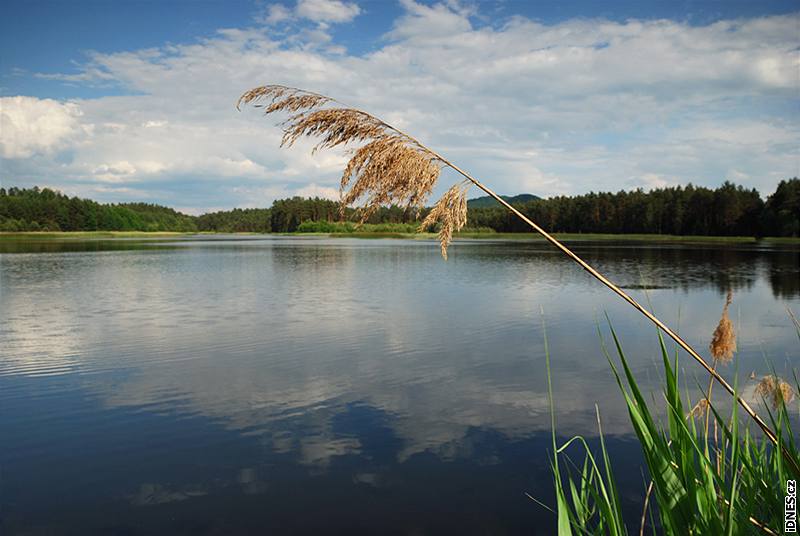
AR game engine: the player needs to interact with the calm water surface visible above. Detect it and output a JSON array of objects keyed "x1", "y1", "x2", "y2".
[{"x1": 1, "y1": 236, "x2": 798, "y2": 534}]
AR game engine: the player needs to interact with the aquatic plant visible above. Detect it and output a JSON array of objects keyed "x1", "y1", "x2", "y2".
[
  {"x1": 755, "y1": 375, "x2": 796, "y2": 409},
  {"x1": 238, "y1": 85, "x2": 792, "y2": 465},
  {"x1": 542, "y1": 312, "x2": 798, "y2": 535},
  {"x1": 700, "y1": 290, "x2": 737, "y2": 446},
  {"x1": 711, "y1": 290, "x2": 737, "y2": 362}
]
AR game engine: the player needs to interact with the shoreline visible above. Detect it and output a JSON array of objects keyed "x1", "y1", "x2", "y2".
[{"x1": 1, "y1": 230, "x2": 798, "y2": 244}]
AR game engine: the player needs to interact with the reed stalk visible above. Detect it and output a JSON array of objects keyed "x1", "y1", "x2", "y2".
[
  {"x1": 702, "y1": 289, "x2": 736, "y2": 472},
  {"x1": 238, "y1": 85, "x2": 796, "y2": 472}
]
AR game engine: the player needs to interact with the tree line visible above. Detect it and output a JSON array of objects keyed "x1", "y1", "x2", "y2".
[
  {"x1": 0, "y1": 187, "x2": 196, "y2": 232},
  {"x1": 469, "y1": 180, "x2": 798, "y2": 237},
  {"x1": 1, "y1": 179, "x2": 797, "y2": 236}
]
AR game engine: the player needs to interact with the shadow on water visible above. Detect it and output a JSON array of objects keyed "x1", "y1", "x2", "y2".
[
  {"x1": 0, "y1": 238, "x2": 179, "y2": 254},
  {"x1": 454, "y1": 238, "x2": 800, "y2": 297},
  {"x1": 0, "y1": 234, "x2": 270, "y2": 254}
]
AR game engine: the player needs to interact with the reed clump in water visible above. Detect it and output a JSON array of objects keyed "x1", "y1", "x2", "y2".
[{"x1": 546, "y1": 318, "x2": 798, "y2": 535}]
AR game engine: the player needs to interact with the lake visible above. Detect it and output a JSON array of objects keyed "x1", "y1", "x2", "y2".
[{"x1": 1, "y1": 236, "x2": 798, "y2": 534}]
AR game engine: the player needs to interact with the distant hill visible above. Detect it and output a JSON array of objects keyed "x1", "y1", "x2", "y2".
[{"x1": 467, "y1": 193, "x2": 540, "y2": 208}]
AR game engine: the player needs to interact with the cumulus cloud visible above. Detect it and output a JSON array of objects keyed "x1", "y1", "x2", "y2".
[
  {"x1": 388, "y1": 0, "x2": 472, "y2": 40},
  {"x1": 296, "y1": 183, "x2": 339, "y2": 199},
  {"x1": 296, "y1": 0, "x2": 360, "y2": 23},
  {"x1": 259, "y1": 0, "x2": 361, "y2": 26},
  {"x1": 3, "y1": 3, "x2": 798, "y2": 211},
  {"x1": 263, "y1": 3, "x2": 292, "y2": 24},
  {"x1": 257, "y1": 0, "x2": 362, "y2": 51},
  {"x1": 0, "y1": 96, "x2": 88, "y2": 159}
]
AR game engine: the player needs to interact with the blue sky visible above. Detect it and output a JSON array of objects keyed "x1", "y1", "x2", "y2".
[{"x1": 1, "y1": 0, "x2": 798, "y2": 213}]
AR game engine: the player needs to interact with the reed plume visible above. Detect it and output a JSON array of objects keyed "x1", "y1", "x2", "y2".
[
  {"x1": 238, "y1": 84, "x2": 792, "y2": 466},
  {"x1": 689, "y1": 397, "x2": 709, "y2": 419},
  {"x1": 418, "y1": 183, "x2": 468, "y2": 259},
  {"x1": 699, "y1": 290, "x2": 736, "y2": 443},
  {"x1": 709, "y1": 290, "x2": 736, "y2": 363},
  {"x1": 238, "y1": 86, "x2": 331, "y2": 115},
  {"x1": 238, "y1": 84, "x2": 450, "y2": 244},
  {"x1": 755, "y1": 375, "x2": 795, "y2": 409}
]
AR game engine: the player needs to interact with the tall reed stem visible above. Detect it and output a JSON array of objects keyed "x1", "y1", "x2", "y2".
[{"x1": 704, "y1": 360, "x2": 717, "y2": 438}]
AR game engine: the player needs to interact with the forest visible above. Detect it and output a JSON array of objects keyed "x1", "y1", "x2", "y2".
[{"x1": 1, "y1": 179, "x2": 798, "y2": 237}]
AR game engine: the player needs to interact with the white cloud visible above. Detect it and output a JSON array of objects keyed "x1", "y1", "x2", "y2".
[
  {"x1": 4, "y1": 5, "x2": 798, "y2": 211},
  {"x1": 388, "y1": 0, "x2": 472, "y2": 40},
  {"x1": 296, "y1": 183, "x2": 339, "y2": 199},
  {"x1": 296, "y1": 0, "x2": 361, "y2": 23},
  {"x1": 638, "y1": 173, "x2": 671, "y2": 190},
  {"x1": 727, "y1": 169, "x2": 750, "y2": 182},
  {"x1": 93, "y1": 160, "x2": 137, "y2": 182},
  {"x1": 264, "y1": 3, "x2": 292, "y2": 24},
  {"x1": 259, "y1": 0, "x2": 361, "y2": 27},
  {"x1": 0, "y1": 96, "x2": 88, "y2": 159},
  {"x1": 257, "y1": 0, "x2": 362, "y2": 50}
]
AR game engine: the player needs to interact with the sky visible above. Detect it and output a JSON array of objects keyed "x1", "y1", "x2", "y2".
[{"x1": 1, "y1": 0, "x2": 798, "y2": 214}]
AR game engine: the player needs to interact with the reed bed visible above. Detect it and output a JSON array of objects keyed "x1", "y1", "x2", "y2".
[{"x1": 541, "y1": 302, "x2": 798, "y2": 535}]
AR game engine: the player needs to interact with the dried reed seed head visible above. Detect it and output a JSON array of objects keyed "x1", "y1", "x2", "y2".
[
  {"x1": 418, "y1": 183, "x2": 469, "y2": 260},
  {"x1": 281, "y1": 108, "x2": 390, "y2": 151},
  {"x1": 239, "y1": 85, "x2": 447, "y2": 231},
  {"x1": 688, "y1": 397, "x2": 709, "y2": 419},
  {"x1": 709, "y1": 293, "x2": 736, "y2": 363},
  {"x1": 238, "y1": 85, "x2": 470, "y2": 255},
  {"x1": 755, "y1": 375, "x2": 795, "y2": 409},
  {"x1": 340, "y1": 136, "x2": 441, "y2": 219},
  {"x1": 275, "y1": 105, "x2": 441, "y2": 220},
  {"x1": 236, "y1": 85, "x2": 331, "y2": 114}
]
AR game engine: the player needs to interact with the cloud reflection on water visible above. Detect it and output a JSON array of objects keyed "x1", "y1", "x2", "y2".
[{"x1": 2, "y1": 238, "x2": 797, "y2": 469}]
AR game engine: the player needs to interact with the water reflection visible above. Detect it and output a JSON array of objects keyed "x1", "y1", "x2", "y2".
[
  {"x1": 458, "y1": 239, "x2": 800, "y2": 296},
  {"x1": 1, "y1": 236, "x2": 798, "y2": 534},
  {"x1": 768, "y1": 250, "x2": 800, "y2": 298}
]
